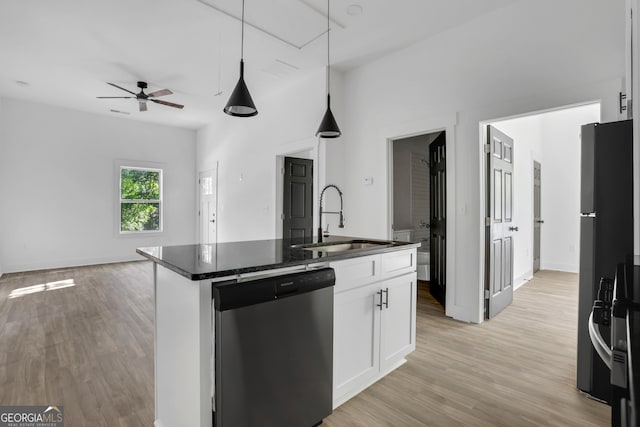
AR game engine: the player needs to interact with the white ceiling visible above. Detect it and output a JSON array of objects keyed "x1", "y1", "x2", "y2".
[{"x1": 0, "y1": 0, "x2": 518, "y2": 129}]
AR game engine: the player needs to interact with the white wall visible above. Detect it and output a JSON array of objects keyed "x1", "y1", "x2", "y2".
[
  {"x1": 339, "y1": 0, "x2": 625, "y2": 322},
  {"x1": 0, "y1": 98, "x2": 197, "y2": 273},
  {"x1": 197, "y1": 67, "x2": 346, "y2": 243},
  {"x1": 196, "y1": 0, "x2": 626, "y2": 323},
  {"x1": 491, "y1": 103, "x2": 601, "y2": 288},
  {"x1": 539, "y1": 105, "x2": 601, "y2": 272},
  {"x1": 393, "y1": 135, "x2": 428, "y2": 230}
]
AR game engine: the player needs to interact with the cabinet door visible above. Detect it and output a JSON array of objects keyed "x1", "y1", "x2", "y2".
[
  {"x1": 379, "y1": 273, "x2": 417, "y2": 373},
  {"x1": 333, "y1": 283, "x2": 381, "y2": 406}
]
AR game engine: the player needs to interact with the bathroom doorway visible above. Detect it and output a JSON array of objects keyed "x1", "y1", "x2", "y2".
[{"x1": 390, "y1": 131, "x2": 447, "y2": 305}]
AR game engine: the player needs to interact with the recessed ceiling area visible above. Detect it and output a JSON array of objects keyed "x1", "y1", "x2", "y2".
[
  {"x1": 198, "y1": 0, "x2": 344, "y2": 49},
  {"x1": 0, "y1": 0, "x2": 518, "y2": 129}
]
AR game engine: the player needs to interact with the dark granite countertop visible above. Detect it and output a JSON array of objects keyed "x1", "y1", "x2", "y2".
[{"x1": 136, "y1": 236, "x2": 419, "y2": 281}]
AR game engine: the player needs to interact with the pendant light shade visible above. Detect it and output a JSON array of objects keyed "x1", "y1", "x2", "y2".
[
  {"x1": 316, "y1": 0, "x2": 341, "y2": 138},
  {"x1": 317, "y1": 94, "x2": 341, "y2": 138},
  {"x1": 224, "y1": 60, "x2": 257, "y2": 116},
  {"x1": 224, "y1": 0, "x2": 257, "y2": 117}
]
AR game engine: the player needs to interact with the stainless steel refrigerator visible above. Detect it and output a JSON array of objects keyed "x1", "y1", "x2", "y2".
[{"x1": 577, "y1": 119, "x2": 634, "y2": 403}]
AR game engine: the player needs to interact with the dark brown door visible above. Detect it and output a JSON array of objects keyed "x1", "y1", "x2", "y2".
[
  {"x1": 283, "y1": 157, "x2": 313, "y2": 240},
  {"x1": 429, "y1": 132, "x2": 446, "y2": 305}
]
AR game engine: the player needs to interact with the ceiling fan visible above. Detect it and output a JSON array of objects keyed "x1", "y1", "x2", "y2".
[{"x1": 97, "y1": 81, "x2": 184, "y2": 112}]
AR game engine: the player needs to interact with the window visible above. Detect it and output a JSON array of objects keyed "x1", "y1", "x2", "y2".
[{"x1": 119, "y1": 166, "x2": 163, "y2": 233}]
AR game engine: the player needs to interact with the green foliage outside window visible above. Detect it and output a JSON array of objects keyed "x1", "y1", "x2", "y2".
[{"x1": 120, "y1": 168, "x2": 161, "y2": 232}]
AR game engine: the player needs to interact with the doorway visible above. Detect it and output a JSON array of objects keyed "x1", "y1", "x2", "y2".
[
  {"x1": 282, "y1": 157, "x2": 314, "y2": 240},
  {"x1": 480, "y1": 102, "x2": 601, "y2": 319},
  {"x1": 275, "y1": 141, "x2": 318, "y2": 240},
  {"x1": 198, "y1": 167, "x2": 218, "y2": 244},
  {"x1": 390, "y1": 131, "x2": 446, "y2": 306}
]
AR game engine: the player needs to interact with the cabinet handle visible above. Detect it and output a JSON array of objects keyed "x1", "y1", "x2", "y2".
[
  {"x1": 383, "y1": 288, "x2": 389, "y2": 309},
  {"x1": 376, "y1": 290, "x2": 383, "y2": 311}
]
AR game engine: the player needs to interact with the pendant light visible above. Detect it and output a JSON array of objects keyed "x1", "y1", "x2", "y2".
[
  {"x1": 224, "y1": 0, "x2": 258, "y2": 117},
  {"x1": 316, "y1": 0, "x2": 341, "y2": 138}
]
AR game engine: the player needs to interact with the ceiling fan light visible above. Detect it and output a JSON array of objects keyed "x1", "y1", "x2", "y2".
[{"x1": 224, "y1": 60, "x2": 257, "y2": 117}]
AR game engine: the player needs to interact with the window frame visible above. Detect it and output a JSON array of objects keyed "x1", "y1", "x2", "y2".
[{"x1": 117, "y1": 163, "x2": 164, "y2": 236}]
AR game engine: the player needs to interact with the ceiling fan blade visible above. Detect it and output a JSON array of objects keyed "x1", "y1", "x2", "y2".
[
  {"x1": 139, "y1": 101, "x2": 148, "y2": 112},
  {"x1": 148, "y1": 89, "x2": 173, "y2": 98},
  {"x1": 97, "y1": 96, "x2": 135, "y2": 99},
  {"x1": 107, "y1": 82, "x2": 136, "y2": 95},
  {"x1": 151, "y1": 99, "x2": 184, "y2": 109}
]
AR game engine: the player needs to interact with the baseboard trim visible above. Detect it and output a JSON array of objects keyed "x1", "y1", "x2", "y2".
[
  {"x1": 3, "y1": 254, "x2": 146, "y2": 275},
  {"x1": 514, "y1": 271, "x2": 533, "y2": 290},
  {"x1": 540, "y1": 263, "x2": 579, "y2": 273}
]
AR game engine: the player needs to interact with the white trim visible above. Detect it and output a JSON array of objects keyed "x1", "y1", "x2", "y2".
[
  {"x1": 115, "y1": 160, "x2": 165, "y2": 236},
  {"x1": 273, "y1": 138, "x2": 319, "y2": 239},
  {"x1": 382, "y1": 112, "x2": 459, "y2": 320},
  {"x1": 540, "y1": 263, "x2": 579, "y2": 273},
  {"x1": 2, "y1": 254, "x2": 147, "y2": 275},
  {"x1": 514, "y1": 272, "x2": 532, "y2": 290}
]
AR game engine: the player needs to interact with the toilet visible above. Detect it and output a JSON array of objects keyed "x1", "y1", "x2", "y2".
[{"x1": 417, "y1": 246, "x2": 430, "y2": 281}]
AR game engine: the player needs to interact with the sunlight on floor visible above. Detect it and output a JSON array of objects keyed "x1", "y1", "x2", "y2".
[{"x1": 8, "y1": 279, "x2": 76, "y2": 299}]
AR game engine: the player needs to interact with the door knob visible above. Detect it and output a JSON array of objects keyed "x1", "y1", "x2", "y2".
[
  {"x1": 509, "y1": 226, "x2": 519, "y2": 231},
  {"x1": 210, "y1": 219, "x2": 215, "y2": 223}
]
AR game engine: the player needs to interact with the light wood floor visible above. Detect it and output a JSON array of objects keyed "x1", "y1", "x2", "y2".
[{"x1": 0, "y1": 264, "x2": 609, "y2": 426}]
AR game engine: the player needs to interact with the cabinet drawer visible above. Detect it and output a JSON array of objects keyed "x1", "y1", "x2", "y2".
[
  {"x1": 381, "y1": 249, "x2": 416, "y2": 279},
  {"x1": 330, "y1": 255, "x2": 381, "y2": 293}
]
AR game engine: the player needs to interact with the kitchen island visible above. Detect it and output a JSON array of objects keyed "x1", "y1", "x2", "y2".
[{"x1": 137, "y1": 236, "x2": 419, "y2": 427}]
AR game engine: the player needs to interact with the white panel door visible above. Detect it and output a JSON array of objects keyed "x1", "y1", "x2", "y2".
[
  {"x1": 486, "y1": 125, "x2": 515, "y2": 318},
  {"x1": 199, "y1": 168, "x2": 217, "y2": 244}
]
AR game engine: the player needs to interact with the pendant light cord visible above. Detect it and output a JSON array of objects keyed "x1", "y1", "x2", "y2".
[
  {"x1": 241, "y1": 0, "x2": 245, "y2": 60},
  {"x1": 326, "y1": 0, "x2": 330, "y2": 96}
]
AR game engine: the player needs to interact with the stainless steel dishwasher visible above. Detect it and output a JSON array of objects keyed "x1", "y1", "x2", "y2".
[{"x1": 212, "y1": 268, "x2": 335, "y2": 427}]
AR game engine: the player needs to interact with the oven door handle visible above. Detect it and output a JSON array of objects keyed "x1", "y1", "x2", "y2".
[{"x1": 588, "y1": 311, "x2": 612, "y2": 369}]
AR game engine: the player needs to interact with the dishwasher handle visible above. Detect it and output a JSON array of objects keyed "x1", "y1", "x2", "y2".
[{"x1": 213, "y1": 267, "x2": 335, "y2": 312}]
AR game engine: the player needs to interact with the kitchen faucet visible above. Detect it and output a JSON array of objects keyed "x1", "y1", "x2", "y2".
[{"x1": 318, "y1": 184, "x2": 344, "y2": 241}]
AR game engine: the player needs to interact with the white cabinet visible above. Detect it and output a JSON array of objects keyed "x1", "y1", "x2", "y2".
[
  {"x1": 380, "y1": 274, "x2": 417, "y2": 373},
  {"x1": 330, "y1": 249, "x2": 417, "y2": 408},
  {"x1": 333, "y1": 282, "x2": 381, "y2": 402}
]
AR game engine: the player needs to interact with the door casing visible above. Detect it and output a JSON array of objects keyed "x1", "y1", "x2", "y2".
[
  {"x1": 384, "y1": 112, "x2": 457, "y2": 319},
  {"x1": 533, "y1": 160, "x2": 542, "y2": 273}
]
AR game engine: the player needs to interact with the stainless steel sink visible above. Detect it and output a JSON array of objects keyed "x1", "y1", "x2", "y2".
[{"x1": 296, "y1": 240, "x2": 392, "y2": 253}]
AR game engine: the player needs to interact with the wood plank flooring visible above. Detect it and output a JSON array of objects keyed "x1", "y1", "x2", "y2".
[
  {"x1": 325, "y1": 271, "x2": 610, "y2": 427},
  {"x1": 0, "y1": 264, "x2": 609, "y2": 426}
]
